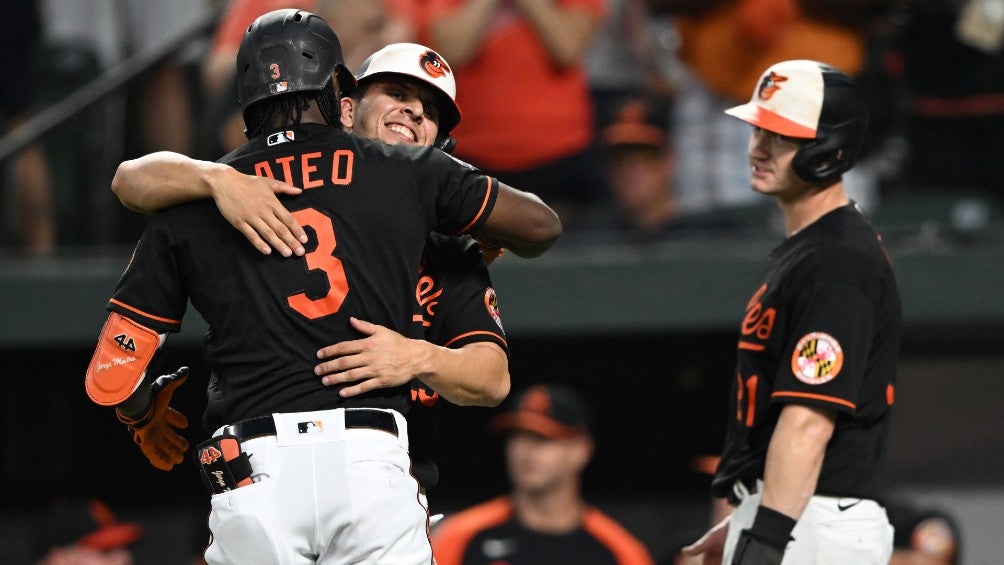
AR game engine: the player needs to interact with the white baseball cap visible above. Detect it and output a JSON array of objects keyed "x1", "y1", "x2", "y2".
[
  {"x1": 725, "y1": 59, "x2": 830, "y2": 139},
  {"x1": 355, "y1": 43, "x2": 461, "y2": 135}
]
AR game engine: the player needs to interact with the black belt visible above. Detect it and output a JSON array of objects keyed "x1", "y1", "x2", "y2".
[{"x1": 222, "y1": 409, "x2": 399, "y2": 440}]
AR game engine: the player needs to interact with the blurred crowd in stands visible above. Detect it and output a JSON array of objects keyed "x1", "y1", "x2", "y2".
[
  {"x1": 0, "y1": 4, "x2": 979, "y2": 563},
  {"x1": 2, "y1": 0, "x2": 1003, "y2": 256}
]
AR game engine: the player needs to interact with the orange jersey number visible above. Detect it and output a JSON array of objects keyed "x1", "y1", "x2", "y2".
[
  {"x1": 736, "y1": 373, "x2": 759, "y2": 428},
  {"x1": 286, "y1": 208, "x2": 349, "y2": 319}
]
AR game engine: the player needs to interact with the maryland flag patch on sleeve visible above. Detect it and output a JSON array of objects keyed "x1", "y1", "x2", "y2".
[{"x1": 791, "y1": 332, "x2": 844, "y2": 385}]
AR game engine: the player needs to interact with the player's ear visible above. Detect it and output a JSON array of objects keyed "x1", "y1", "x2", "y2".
[
  {"x1": 340, "y1": 97, "x2": 355, "y2": 130},
  {"x1": 569, "y1": 434, "x2": 593, "y2": 471}
]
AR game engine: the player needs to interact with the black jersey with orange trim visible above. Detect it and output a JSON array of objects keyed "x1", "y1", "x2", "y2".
[
  {"x1": 713, "y1": 204, "x2": 901, "y2": 502},
  {"x1": 431, "y1": 497, "x2": 654, "y2": 565},
  {"x1": 408, "y1": 233, "x2": 509, "y2": 489},
  {"x1": 107, "y1": 124, "x2": 499, "y2": 431}
]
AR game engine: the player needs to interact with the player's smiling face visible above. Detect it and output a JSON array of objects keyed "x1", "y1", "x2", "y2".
[
  {"x1": 747, "y1": 126, "x2": 813, "y2": 198},
  {"x1": 343, "y1": 77, "x2": 441, "y2": 147}
]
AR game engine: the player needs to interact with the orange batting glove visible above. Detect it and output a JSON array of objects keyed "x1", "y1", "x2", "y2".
[{"x1": 115, "y1": 366, "x2": 190, "y2": 471}]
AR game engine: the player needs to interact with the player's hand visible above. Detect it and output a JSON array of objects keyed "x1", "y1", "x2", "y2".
[
  {"x1": 681, "y1": 515, "x2": 730, "y2": 565},
  {"x1": 115, "y1": 367, "x2": 190, "y2": 471},
  {"x1": 212, "y1": 169, "x2": 307, "y2": 257},
  {"x1": 315, "y1": 317, "x2": 425, "y2": 397}
]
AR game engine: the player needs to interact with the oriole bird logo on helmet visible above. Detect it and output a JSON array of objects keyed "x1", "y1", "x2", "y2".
[
  {"x1": 419, "y1": 50, "x2": 450, "y2": 79},
  {"x1": 758, "y1": 71, "x2": 787, "y2": 101}
]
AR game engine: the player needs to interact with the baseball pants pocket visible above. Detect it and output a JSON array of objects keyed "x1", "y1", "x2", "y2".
[
  {"x1": 793, "y1": 498, "x2": 894, "y2": 565},
  {"x1": 204, "y1": 437, "x2": 300, "y2": 565},
  {"x1": 315, "y1": 438, "x2": 431, "y2": 565},
  {"x1": 205, "y1": 481, "x2": 287, "y2": 565}
]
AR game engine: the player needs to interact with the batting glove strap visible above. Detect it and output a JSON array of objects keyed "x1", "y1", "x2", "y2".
[
  {"x1": 116, "y1": 402, "x2": 155, "y2": 430},
  {"x1": 115, "y1": 367, "x2": 189, "y2": 429},
  {"x1": 114, "y1": 366, "x2": 191, "y2": 471},
  {"x1": 747, "y1": 506, "x2": 796, "y2": 550},
  {"x1": 731, "y1": 530, "x2": 786, "y2": 565},
  {"x1": 732, "y1": 506, "x2": 796, "y2": 564}
]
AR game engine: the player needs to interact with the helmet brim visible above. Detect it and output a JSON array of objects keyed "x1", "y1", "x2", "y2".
[{"x1": 725, "y1": 103, "x2": 816, "y2": 139}]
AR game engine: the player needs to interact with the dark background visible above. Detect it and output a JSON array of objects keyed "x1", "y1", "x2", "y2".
[
  {"x1": 2, "y1": 330, "x2": 736, "y2": 509},
  {"x1": 2, "y1": 234, "x2": 1002, "y2": 563}
]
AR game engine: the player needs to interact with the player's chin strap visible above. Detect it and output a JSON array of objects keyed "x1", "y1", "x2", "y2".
[{"x1": 436, "y1": 136, "x2": 456, "y2": 154}]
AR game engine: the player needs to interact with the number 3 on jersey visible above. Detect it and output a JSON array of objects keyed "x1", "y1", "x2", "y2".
[{"x1": 286, "y1": 208, "x2": 349, "y2": 319}]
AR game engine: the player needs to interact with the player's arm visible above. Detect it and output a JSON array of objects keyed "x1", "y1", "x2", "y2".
[
  {"x1": 85, "y1": 312, "x2": 190, "y2": 471},
  {"x1": 476, "y1": 181, "x2": 562, "y2": 259},
  {"x1": 761, "y1": 403, "x2": 835, "y2": 515},
  {"x1": 427, "y1": 0, "x2": 501, "y2": 67},
  {"x1": 111, "y1": 151, "x2": 307, "y2": 256},
  {"x1": 514, "y1": 0, "x2": 603, "y2": 67},
  {"x1": 734, "y1": 404, "x2": 836, "y2": 564},
  {"x1": 315, "y1": 317, "x2": 510, "y2": 407}
]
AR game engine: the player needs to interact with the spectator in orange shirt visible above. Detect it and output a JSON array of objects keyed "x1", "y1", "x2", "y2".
[{"x1": 425, "y1": 0, "x2": 608, "y2": 223}]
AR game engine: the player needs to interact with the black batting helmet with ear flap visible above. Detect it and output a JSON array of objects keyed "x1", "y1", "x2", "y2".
[
  {"x1": 725, "y1": 60, "x2": 868, "y2": 186},
  {"x1": 236, "y1": 9, "x2": 356, "y2": 127}
]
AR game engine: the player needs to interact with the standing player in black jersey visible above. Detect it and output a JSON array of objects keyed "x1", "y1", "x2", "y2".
[
  {"x1": 84, "y1": 10, "x2": 559, "y2": 564},
  {"x1": 111, "y1": 41, "x2": 512, "y2": 498},
  {"x1": 682, "y1": 60, "x2": 901, "y2": 565}
]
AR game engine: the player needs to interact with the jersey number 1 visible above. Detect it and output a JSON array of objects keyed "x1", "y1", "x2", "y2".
[
  {"x1": 286, "y1": 208, "x2": 349, "y2": 319},
  {"x1": 736, "y1": 373, "x2": 758, "y2": 427}
]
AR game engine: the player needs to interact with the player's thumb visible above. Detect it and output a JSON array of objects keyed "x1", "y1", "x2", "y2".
[{"x1": 681, "y1": 532, "x2": 711, "y2": 555}]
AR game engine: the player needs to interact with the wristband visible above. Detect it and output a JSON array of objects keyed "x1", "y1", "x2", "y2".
[{"x1": 747, "y1": 506, "x2": 797, "y2": 550}]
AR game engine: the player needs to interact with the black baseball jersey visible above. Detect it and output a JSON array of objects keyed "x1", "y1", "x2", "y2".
[
  {"x1": 713, "y1": 204, "x2": 901, "y2": 502},
  {"x1": 432, "y1": 497, "x2": 654, "y2": 565},
  {"x1": 106, "y1": 124, "x2": 500, "y2": 431},
  {"x1": 408, "y1": 233, "x2": 509, "y2": 489}
]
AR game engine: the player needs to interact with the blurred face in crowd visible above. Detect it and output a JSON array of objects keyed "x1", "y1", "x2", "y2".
[
  {"x1": 605, "y1": 144, "x2": 673, "y2": 217},
  {"x1": 505, "y1": 430, "x2": 591, "y2": 496},
  {"x1": 342, "y1": 77, "x2": 442, "y2": 147},
  {"x1": 38, "y1": 546, "x2": 133, "y2": 565},
  {"x1": 747, "y1": 126, "x2": 812, "y2": 200},
  {"x1": 315, "y1": 0, "x2": 389, "y2": 71}
]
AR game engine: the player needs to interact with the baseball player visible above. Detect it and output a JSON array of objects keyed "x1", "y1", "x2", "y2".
[
  {"x1": 682, "y1": 60, "x2": 901, "y2": 564},
  {"x1": 113, "y1": 41, "x2": 512, "y2": 494},
  {"x1": 84, "y1": 10, "x2": 559, "y2": 564},
  {"x1": 431, "y1": 383, "x2": 655, "y2": 565}
]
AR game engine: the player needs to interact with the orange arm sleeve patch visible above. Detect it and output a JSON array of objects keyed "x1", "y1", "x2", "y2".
[{"x1": 85, "y1": 312, "x2": 163, "y2": 406}]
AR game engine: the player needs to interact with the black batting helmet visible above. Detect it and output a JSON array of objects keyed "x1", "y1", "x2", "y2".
[
  {"x1": 236, "y1": 9, "x2": 356, "y2": 127},
  {"x1": 725, "y1": 60, "x2": 868, "y2": 186}
]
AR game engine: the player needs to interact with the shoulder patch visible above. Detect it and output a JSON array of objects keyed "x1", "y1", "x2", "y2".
[
  {"x1": 790, "y1": 331, "x2": 843, "y2": 385},
  {"x1": 484, "y1": 287, "x2": 504, "y2": 333}
]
